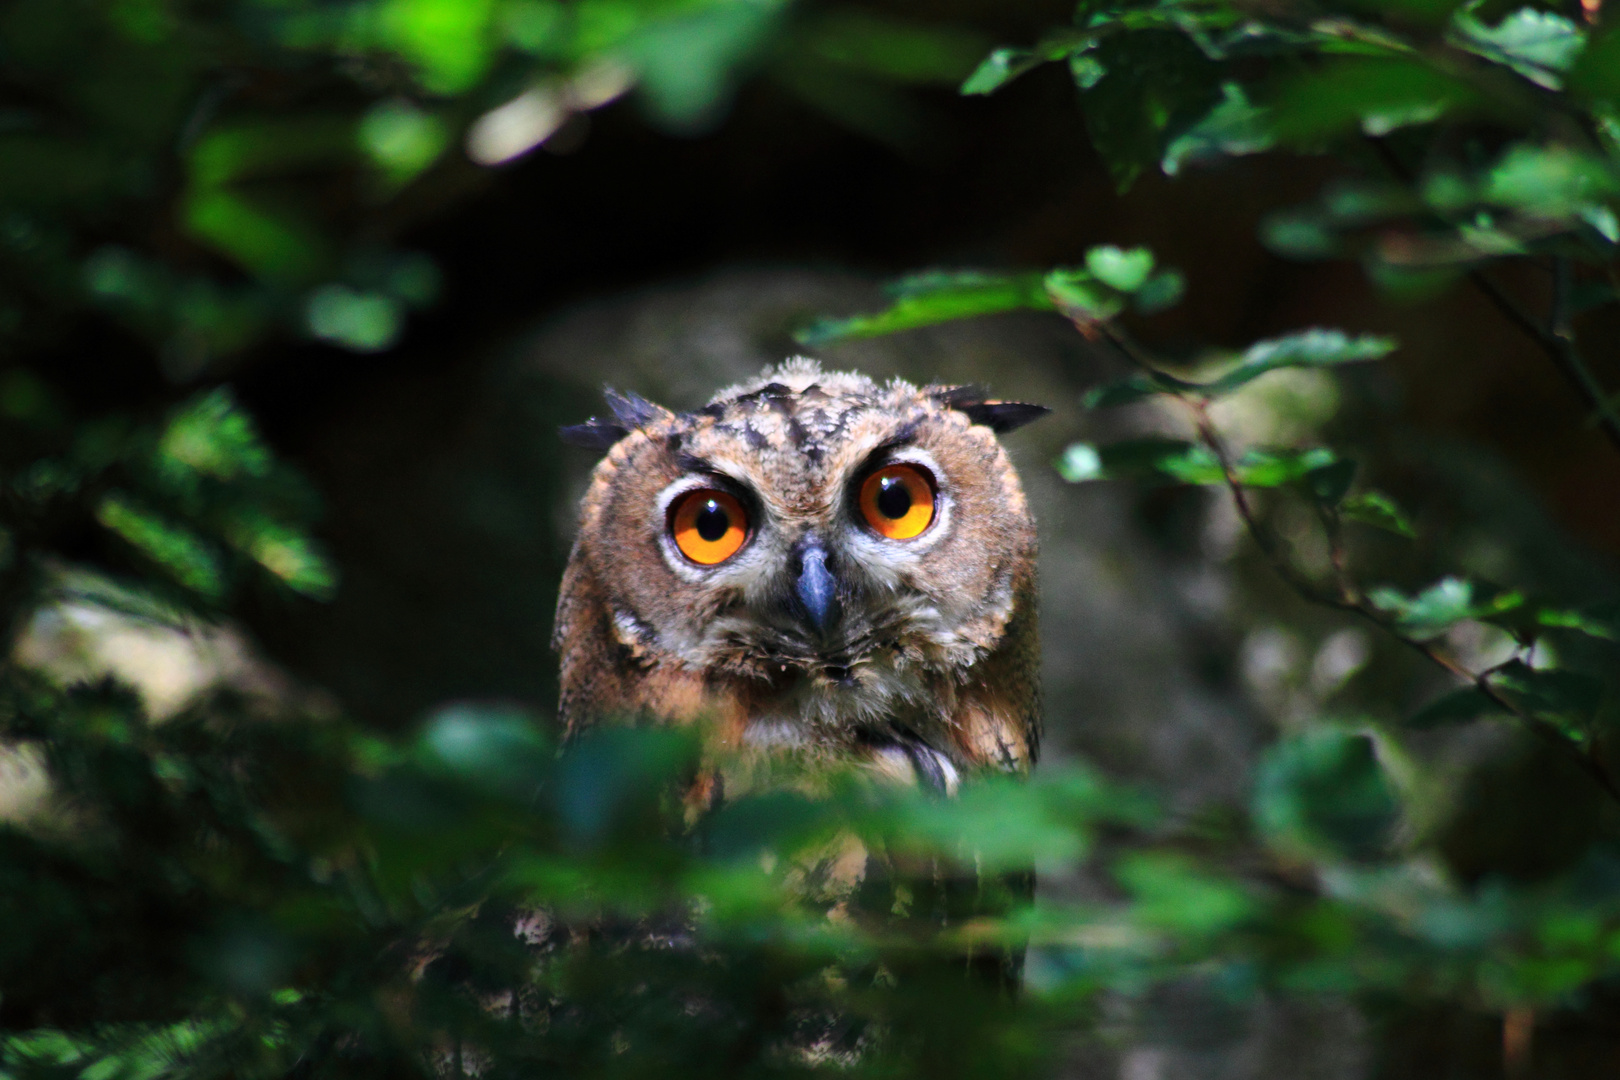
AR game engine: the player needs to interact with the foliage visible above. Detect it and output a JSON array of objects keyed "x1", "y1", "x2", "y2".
[{"x1": 4, "y1": 0, "x2": 1620, "y2": 1077}]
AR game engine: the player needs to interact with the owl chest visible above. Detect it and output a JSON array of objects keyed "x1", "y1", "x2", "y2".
[{"x1": 630, "y1": 654, "x2": 949, "y2": 754}]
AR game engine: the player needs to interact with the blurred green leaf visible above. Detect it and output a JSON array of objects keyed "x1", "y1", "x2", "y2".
[
  {"x1": 1116, "y1": 852, "x2": 1257, "y2": 938},
  {"x1": 1536, "y1": 605, "x2": 1620, "y2": 641},
  {"x1": 1341, "y1": 491, "x2": 1417, "y2": 537},
  {"x1": 305, "y1": 285, "x2": 404, "y2": 352},
  {"x1": 1085, "y1": 245, "x2": 1155, "y2": 292},
  {"x1": 1489, "y1": 660, "x2": 1605, "y2": 729},
  {"x1": 1057, "y1": 438, "x2": 1337, "y2": 487},
  {"x1": 96, "y1": 493, "x2": 226, "y2": 600},
  {"x1": 1042, "y1": 266, "x2": 1123, "y2": 319},
  {"x1": 1409, "y1": 686, "x2": 1501, "y2": 727},
  {"x1": 1307, "y1": 459, "x2": 1357, "y2": 504},
  {"x1": 1483, "y1": 143, "x2": 1620, "y2": 220},
  {"x1": 1452, "y1": 7, "x2": 1584, "y2": 89},
  {"x1": 1569, "y1": 22, "x2": 1620, "y2": 100},
  {"x1": 1255, "y1": 730, "x2": 1399, "y2": 858},
  {"x1": 158, "y1": 390, "x2": 271, "y2": 484},
  {"x1": 1162, "y1": 82, "x2": 1274, "y2": 175},
  {"x1": 1367, "y1": 576, "x2": 1524, "y2": 639},
  {"x1": 801, "y1": 10, "x2": 986, "y2": 85},
  {"x1": 1269, "y1": 58, "x2": 1484, "y2": 141}
]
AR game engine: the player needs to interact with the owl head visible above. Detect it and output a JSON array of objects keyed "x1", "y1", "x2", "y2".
[{"x1": 556, "y1": 359, "x2": 1046, "y2": 748}]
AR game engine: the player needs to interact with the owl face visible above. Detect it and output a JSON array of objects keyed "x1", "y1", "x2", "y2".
[{"x1": 561, "y1": 359, "x2": 1044, "y2": 738}]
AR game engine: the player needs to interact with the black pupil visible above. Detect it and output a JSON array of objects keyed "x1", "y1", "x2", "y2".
[
  {"x1": 694, "y1": 499, "x2": 730, "y2": 542},
  {"x1": 876, "y1": 476, "x2": 913, "y2": 520}
]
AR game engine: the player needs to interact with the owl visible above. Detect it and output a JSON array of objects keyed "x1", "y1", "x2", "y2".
[{"x1": 553, "y1": 358, "x2": 1047, "y2": 792}]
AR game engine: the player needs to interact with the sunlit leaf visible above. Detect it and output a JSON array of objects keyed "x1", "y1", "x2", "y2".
[
  {"x1": 158, "y1": 389, "x2": 270, "y2": 483},
  {"x1": 1452, "y1": 7, "x2": 1584, "y2": 89}
]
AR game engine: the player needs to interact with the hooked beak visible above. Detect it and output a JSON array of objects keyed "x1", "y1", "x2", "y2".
[{"x1": 792, "y1": 539, "x2": 842, "y2": 643}]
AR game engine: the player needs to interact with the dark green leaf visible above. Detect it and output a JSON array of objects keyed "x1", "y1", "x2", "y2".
[
  {"x1": 1078, "y1": 30, "x2": 1223, "y2": 190},
  {"x1": 1307, "y1": 459, "x2": 1357, "y2": 504},
  {"x1": 1409, "y1": 686, "x2": 1501, "y2": 727},
  {"x1": 1254, "y1": 730, "x2": 1399, "y2": 858},
  {"x1": 1162, "y1": 82, "x2": 1274, "y2": 174},
  {"x1": 1134, "y1": 269, "x2": 1187, "y2": 313},
  {"x1": 1489, "y1": 660, "x2": 1605, "y2": 728},
  {"x1": 1269, "y1": 58, "x2": 1485, "y2": 142},
  {"x1": 1341, "y1": 491, "x2": 1417, "y2": 537},
  {"x1": 1569, "y1": 22, "x2": 1620, "y2": 100}
]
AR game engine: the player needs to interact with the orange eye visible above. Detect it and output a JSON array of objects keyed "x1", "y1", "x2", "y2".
[
  {"x1": 859, "y1": 464, "x2": 936, "y2": 540},
  {"x1": 669, "y1": 489, "x2": 749, "y2": 565}
]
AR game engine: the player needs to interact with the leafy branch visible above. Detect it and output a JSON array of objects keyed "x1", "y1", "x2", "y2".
[{"x1": 1085, "y1": 317, "x2": 1620, "y2": 805}]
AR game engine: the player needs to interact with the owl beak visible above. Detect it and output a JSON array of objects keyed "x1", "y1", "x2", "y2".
[{"x1": 792, "y1": 541, "x2": 842, "y2": 642}]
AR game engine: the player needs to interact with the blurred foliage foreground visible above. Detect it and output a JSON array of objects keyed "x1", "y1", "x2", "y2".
[{"x1": 7, "y1": 0, "x2": 1620, "y2": 1077}]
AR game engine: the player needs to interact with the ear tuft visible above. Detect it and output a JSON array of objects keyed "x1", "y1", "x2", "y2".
[
  {"x1": 604, "y1": 388, "x2": 664, "y2": 429},
  {"x1": 932, "y1": 386, "x2": 1051, "y2": 433},
  {"x1": 559, "y1": 420, "x2": 630, "y2": 450}
]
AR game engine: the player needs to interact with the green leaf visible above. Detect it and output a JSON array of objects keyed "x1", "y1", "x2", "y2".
[
  {"x1": 1535, "y1": 605, "x2": 1620, "y2": 641},
  {"x1": 1269, "y1": 58, "x2": 1483, "y2": 142},
  {"x1": 1489, "y1": 660, "x2": 1605, "y2": 729},
  {"x1": 1367, "y1": 576, "x2": 1524, "y2": 639},
  {"x1": 306, "y1": 285, "x2": 404, "y2": 353},
  {"x1": 1409, "y1": 686, "x2": 1501, "y2": 727},
  {"x1": 1452, "y1": 7, "x2": 1585, "y2": 89},
  {"x1": 1081, "y1": 373, "x2": 1192, "y2": 409},
  {"x1": 1085, "y1": 245, "x2": 1155, "y2": 292},
  {"x1": 1307, "y1": 459, "x2": 1357, "y2": 504},
  {"x1": 1134, "y1": 269, "x2": 1186, "y2": 313},
  {"x1": 1341, "y1": 491, "x2": 1417, "y2": 537},
  {"x1": 1162, "y1": 82, "x2": 1273, "y2": 175},
  {"x1": 1254, "y1": 730, "x2": 1398, "y2": 858},
  {"x1": 1115, "y1": 852, "x2": 1256, "y2": 937},
  {"x1": 1043, "y1": 267, "x2": 1124, "y2": 319},
  {"x1": 96, "y1": 493, "x2": 226, "y2": 600},
  {"x1": 960, "y1": 47, "x2": 1040, "y2": 95},
  {"x1": 1078, "y1": 30, "x2": 1223, "y2": 191},
  {"x1": 1483, "y1": 144, "x2": 1620, "y2": 220},
  {"x1": 157, "y1": 389, "x2": 271, "y2": 484},
  {"x1": 795, "y1": 271, "x2": 1050, "y2": 344},
  {"x1": 1057, "y1": 439, "x2": 1336, "y2": 487},
  {"x1": 1569, "y1": 23, "x2": 1620, "y2": 100},
  {"x1": 1204, "y1": 329, "x2": 1396, "y2": 394}
]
